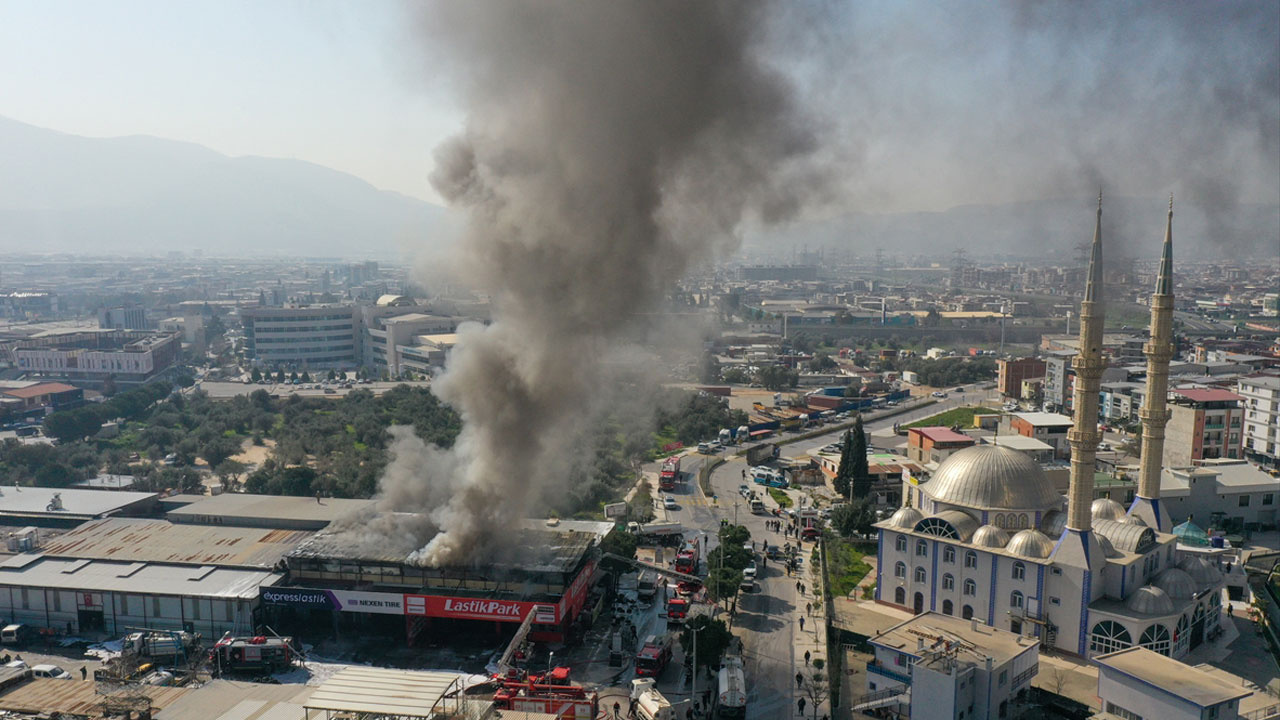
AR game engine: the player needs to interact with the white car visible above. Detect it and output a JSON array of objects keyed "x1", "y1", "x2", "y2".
[
  {"x1": 31, "y1": 664, "x2": 71, "y2": 680},
  {"x1": 663, "y1": 496, "x2": 678, "y2": 510}
]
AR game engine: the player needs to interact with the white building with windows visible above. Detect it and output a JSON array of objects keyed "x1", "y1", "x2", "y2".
[
  {"x1": 1238, "y1": 374, "x2": 1280, "y2": 468},
  {"x1": 861, "y1": 611, "x2": 1040, "y2": 720},
  {"x1": 1093, "y1": 646, "x2": 1277, "y2": 720}
]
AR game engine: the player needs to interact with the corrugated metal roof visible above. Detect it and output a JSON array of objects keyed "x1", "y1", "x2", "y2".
[
  {"x1": 0, "y1": 487, "x2": 158, "y2": 520},
  {"x1": 0, "y1": 556, "x2": 281, "y2": 599},
  {"x1": 154, "y1": 679, "x2": 313, "y2": 720},
  {"x1": 305, "y1": 667, "x2": 463, "y2": 716},
  {"x1": 0, "y1": 678, "x2": 190, "y2": 714},
  {"x1": 165, "y1": 493, "x2": 375, "y2": 528},
  {"x1": 42, "y1": 518, "x2": 311, "y2": 569}
]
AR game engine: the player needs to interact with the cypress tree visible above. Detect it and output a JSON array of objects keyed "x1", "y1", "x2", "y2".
[
  {"x1": 850, "y1": 414, "x2": 872, "y2": 498},
  {"x1": 834, "y1": 429, "x2": 852, "y2": 498}
]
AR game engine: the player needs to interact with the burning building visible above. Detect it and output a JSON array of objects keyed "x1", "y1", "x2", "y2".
[{"x1": 261, "y1": 519, "x2": 610, "y2": 645}]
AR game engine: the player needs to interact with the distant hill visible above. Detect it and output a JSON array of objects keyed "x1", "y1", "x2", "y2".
[{"x1": 0, "y1": 116, "x2": 456, "y2": 259}]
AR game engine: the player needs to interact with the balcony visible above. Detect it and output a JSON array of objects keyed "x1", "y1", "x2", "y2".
[{"x1": 867, "y1": 660, "x2": 913, "y2": 685}]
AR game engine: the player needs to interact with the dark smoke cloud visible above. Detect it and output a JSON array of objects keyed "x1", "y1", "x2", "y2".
[
  {"x1": 766, "y1": 1, "x2": 1279, "y2": 260},
  {"x1": 372, "y1": 1, "x2": 826, "y2": 565}
]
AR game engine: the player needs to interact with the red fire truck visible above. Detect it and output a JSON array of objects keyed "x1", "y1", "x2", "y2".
[
  {"x1": 659, "y1": 456, "x2": 682, "y2": 491},
  {"x1": 674, "y1": 536, "x2": 700, "y2": 575},
  {"x1": 635, "y1": 634, "x2": 673, "y2": 677},
  {"x1": 492, "y1": 678, "x2": 598, "y2": 720},
  {"x1": 210, "y1": 635, "x2": 296, "y2": 673},
  {"x1": 666, "y1": 597, "x2": 689, "y2": 624}
]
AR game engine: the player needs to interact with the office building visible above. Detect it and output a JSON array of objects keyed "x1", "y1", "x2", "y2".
[
  {"x1": 1162, "y1": 388, "x2": 1245, "y2": 467},
  {"x1": 96, "y1": 305, "x2": 148, "y2": 330},
  {"x1": 242, "y1": 304, "x2": 359, "y2": 369}
]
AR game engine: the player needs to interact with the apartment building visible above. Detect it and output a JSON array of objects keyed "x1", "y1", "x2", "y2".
[
  {"x1": 12, "y1": 330, "x2": 180, "y2": 386},
  {"x1": 1238, "y1": 374, "x2": 1280, "y2": 468},
  {"x1": 1162, "y1": 388, "x2": 1245, "y2": 468},
  {"x1": 996, "y1": 357, "x2": 1045, "y2": 398}
]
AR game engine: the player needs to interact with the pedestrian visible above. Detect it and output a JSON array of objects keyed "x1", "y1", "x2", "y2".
[
  {"x1": 798, "y1": 698, "x2": 807, "y2": 715},
  {"x1": 80, "y1": 666, "x2": 87, "y2": 680},
  {"x1": 804, "y1": 650, "x2": 811, "y2": 665},
  {"x1": 800, "y1": 583, "x2": 806, "y2": 596},
  {"x1": 800, "y1": 616, "x2": 806, "y2": 632},
  {"x1": 614, "y1": 701, "x2": 621, "y2": 719},
  {"x1": 796, "y1": 672, "x2": 803, "y2": 688}
]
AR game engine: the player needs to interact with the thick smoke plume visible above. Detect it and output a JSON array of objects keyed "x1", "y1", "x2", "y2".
[{"x1": 370, "y1": 2, "x2": 823, "y2": 565}]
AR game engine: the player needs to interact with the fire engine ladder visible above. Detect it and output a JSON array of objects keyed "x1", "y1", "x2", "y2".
[
  {"x1": 601, "y1": 553, "x2": 702, "y2": 585},
  {"x1": 496, "y1": 611, "x2": 538, "y2": 676}
]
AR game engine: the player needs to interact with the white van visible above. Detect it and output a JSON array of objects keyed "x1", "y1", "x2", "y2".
[{"x1": 32, "y1": 664, "x2": 71, "y2": 680}]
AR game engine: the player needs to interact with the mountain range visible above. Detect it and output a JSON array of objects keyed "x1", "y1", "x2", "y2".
[{"x1": 2, "y1": 116, "x2": 1275, "y2": 263}]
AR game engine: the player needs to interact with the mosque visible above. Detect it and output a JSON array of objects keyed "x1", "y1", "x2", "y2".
[{"x1": 874, "y1": 195, "x2": 1228, "y2": 659}]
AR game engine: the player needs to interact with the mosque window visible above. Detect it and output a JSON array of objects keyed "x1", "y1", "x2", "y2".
[
  {"x1": 1139, "y1": 624, "x2": 1171, "y2": 656},
  {"x1": 942, "y1": 573, "x2": 955, "y2": 590},
  {"x1": 943, "y1": 546, "x2": 956, "y2": 563},
  {"x1": 1090, "y1": 621, "x2": 1132, "y2": 655},
  {"x1": 916, "y1": 517, "x2": 962, "y2": 539},
  {"x1": 914, "y1": 567, "x2": 927, "y2": 583},
  {"x1": 1010, "y1": 591, "x2": 1024, "y2": 609},
  {"x1": 1012, "y1": 562, "x2": 1026, "y2": 581},
  {"x1": 896, "y1": 535, "x2": 908, "y2": 552},
  {"x1": 995, "y1": 513, "x2": 1005, "y2": 528},
  {"x1": 962, "y1": 605, "x2": 974, "y2": 620},
  {"x1": 943, "y1": 599, "x2": 954, "y2": 616},
  {"x1": 963, "y1": 579, "x2": 976, "y2": 596},
  {"x1": 964, "y1": 551, "x2": 978, "y2": 568},
  {"x1": 894, "y1": 562, "x2": 906, "y2": 579},
  {"x1": 916, "y1": 540, "x2": 928, "y2": 557}
]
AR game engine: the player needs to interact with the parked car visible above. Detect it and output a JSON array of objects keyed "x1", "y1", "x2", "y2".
[{"x1": 32, "y1": 664, "x2": 71, "y2": 680}]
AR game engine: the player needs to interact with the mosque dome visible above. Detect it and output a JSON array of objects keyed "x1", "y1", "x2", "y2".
[
  {"x1": 972, "y1": 525, "x2": 1011, "y2": 549},
  {"x1": 926, "y1": 445, "x2": 1061, "y2": 511},
  {"x1": 1007, "y1": 529, "x2": 1055, "y2": 559},
  {"x1": 1091, "y1": 498, "x2": 1126, "y2": 522},
  {"x1": 1096, "y1": 534, "x2": 1122, "y2": 558},
  {"x1": 886, "y1": 507, "x2": 924, "y2": 529},
  {"x1": 1153, "y1": 568, "x2": 1197, "y2": 599},
  {"x1": 1040, "y1": 509, "x2": 1067, "y2": 539},
  {"x1": 1125, "y1": 586, "x2": 1175, "y2": 615},
  {"x1": 1178, "y1": 556, "x2": 1222, "y2": 586},
  {"x1": 1120, "y1": 514, "x2": 1147, "y2": 527}
]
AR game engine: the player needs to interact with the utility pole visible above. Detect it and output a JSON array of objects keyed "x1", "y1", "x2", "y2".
[{"x1": 691, "y1": 624, "x2": 701, "y2": 717}]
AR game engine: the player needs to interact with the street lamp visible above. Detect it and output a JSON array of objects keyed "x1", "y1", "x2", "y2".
[
  {"x1": 689, "y1": 624, "x2": 702, "y2": 718},
  {"x1": 546, "y1": 650, "x2": 554, "y2": 676}
]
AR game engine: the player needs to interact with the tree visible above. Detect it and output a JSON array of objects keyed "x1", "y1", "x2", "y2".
[
  {"x1": 800, "y1": 668, "x2": 831, "y2": 719},
  {"x1": 704, "y1": 566, "x2": 744, "y2": 603},
  {"x1": 849, "y1": 414, "x2": 872, "y2": 498},
  {"x1": 34, "y1": 463, "x2": 76, "y2": 487},
  {"x1": 276, "y1": 368, "x2": 287, "y2": 383},
  {"x1": 214, "y1": 459, "x2": 247, "y2": 490},
  {"x1": 831, "y1": 498, "x2": 876, "y2": 539},
  {"x1": 199, "y1": 436, "x2": 241, "y2": 469},
  {"x1": 327, "y1": 369, "x2": 337, "y2": 381},
  {"x1": 833, "y1": 430, "x2": 853, "y2": 498},
  {"x1": 101, "y1": 374, "x2": 118, "y2": 397},
  {"x1": 301, "y1": 371, "x2": 312, "y2": 383},
  {"x1": 250, "y1": 368, "x2": 262, "y2": 383},
  {"x1": 718, "y1": 524, "x2": 751, "y2": 548},
  {"x1": 679, "y1": 616, "x2": 734, "y2": 672}
]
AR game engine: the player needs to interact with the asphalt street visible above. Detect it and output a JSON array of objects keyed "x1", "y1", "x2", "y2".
[{"x1": 648, "y1": 386, "x2": 1000, "y2": 718}]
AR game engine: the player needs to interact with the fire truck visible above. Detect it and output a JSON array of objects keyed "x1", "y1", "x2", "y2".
[
  {"x1": 659, "y1": 456, "x2": 682, "y2": 491},
  {"x1": 635, "y1": 634, "x2": 673, "y2": 678},
  {"x1": 665, "y1": 597, "x2": 689, "y2": 624},
  {"x1": 210, "y1": 634, "x2": 296, "y2": 672},
  {"x1": 674, "y1": 536, "x2": 700, "y2": 575},
  {"x1": 491, "y1": 676, "x2": 598, "y2": 720}
]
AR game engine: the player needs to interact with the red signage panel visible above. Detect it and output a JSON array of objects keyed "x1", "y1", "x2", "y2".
[{"x1": 404, "y1": 594, "x2": 559, "y2": 624}]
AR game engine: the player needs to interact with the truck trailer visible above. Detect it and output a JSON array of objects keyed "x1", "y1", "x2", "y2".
[
  {"x1": 716, "y1": 651, "x2": 748, "y2": 718},
  {"x1": 628, "y1": 521, "x2": 684, "y2": 546}
]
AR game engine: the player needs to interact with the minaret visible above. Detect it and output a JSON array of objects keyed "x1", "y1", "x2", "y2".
[
  {"x1": 1129, "y1": 196, "x2": 1175, "y2": 531},
  {"x1": 1066, "y1": 191, "x2": 1108, "y2": 533}
]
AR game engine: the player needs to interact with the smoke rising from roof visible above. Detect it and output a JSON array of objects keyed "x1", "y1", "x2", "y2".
[{"x1": 368, "y1": 1, "x2": 826, "y2": 565}]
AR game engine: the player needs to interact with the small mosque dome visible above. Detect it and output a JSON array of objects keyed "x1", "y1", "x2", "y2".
[
  {"x1": 1091, "y1": 498, "x2": 1126, "y2": 522},
  {"x1": 1006, "y1": 529, "x2": 1055, "y2": 559},
  {"x1": 1125, "y1": 585, "x2": 1175, "y2": 615},
  {"x1": 1153, "y1": 568, "x2": 1197, "y2": 599},
  {"x1": 972, "y1": 525, "x2": 1011, "y2": 549},
  {"x1": 887, "y1": 507, "x2": 924, "y2": 529}
]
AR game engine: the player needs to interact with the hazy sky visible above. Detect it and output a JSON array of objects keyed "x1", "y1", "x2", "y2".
[{"x1": 2, "y1": 1, "x2": 1277, "y2": 215}]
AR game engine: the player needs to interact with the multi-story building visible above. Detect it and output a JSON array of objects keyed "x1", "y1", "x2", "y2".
[
  {"x1": 861, "y1": 611, "x2": 1040, "y2": 720},
  {"x1": 1238, "y1": 374, "x2": 1280, "y2": 468},
  {"x1": 12, "y1": 330, "x2": 180, "y2": 386},
  {"x1": 361, "y1": 308, "x2": 459, "y2": 377},
  {"x1": 241, "y1": 305, "x2": 359, "y2": 369},
  {"x1": 996, "y1": 357, "x2": 1045, "y2": 398},
  {"x1": 97, "y1": 305, "x2": 148, "y2": 330},
  {"x1": 0, "y1": 381, "x2": 84, "y2": 422},
  {"x1": 1008, "y1": 412, "x2": 1074, "y2": 459},
  {"x1": 1042, "y1": 351, "x2": 1076, "y2": 412},
  {"x1": 1162, "y1": 388, "x2": 1245, "y2": 467},
  {"x1": 906, "y1": 427, "x2": 975, "y2": 466}
]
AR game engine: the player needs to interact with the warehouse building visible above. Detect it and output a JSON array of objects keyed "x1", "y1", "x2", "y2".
[{"x1": 0, "y1": 487, "x2": 159, "y2": 529}]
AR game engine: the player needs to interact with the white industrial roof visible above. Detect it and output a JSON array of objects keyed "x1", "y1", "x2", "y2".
[
  {"x1": 1095, "y1": 647, "x2": 1252, "y2": 708},
  {"x1": 0, "y1": 555, "x2": 280, "y2": 599},
  {"x1": 304, "y1": 667, "x2": 464, "y2": 717},
  {"x1": 1012, "y1": 412, "x2": 1073, "y2": 426},
  {"x1": 0, "y1": 486, "x2": 157, "y2": 519},
  {"x1": 165, "y1": 493, "x2": 374, "y2": 526},
  {"x1": 990, "y1": 435, "x2": 1055, "y2": 452}
]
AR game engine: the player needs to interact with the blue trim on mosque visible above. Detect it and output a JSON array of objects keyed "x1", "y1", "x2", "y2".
[
  {"x1": 930, "y1": 540, "x2": 939, "y2": 611},
  {"x1": 1035, "y1": 565, "x2": 1045, "y2": 639},
  {"x1": 875, "y1": 528, "x2": 884, "y2": 602},
  {"x1": 988, "y1": 554, "x2": 999, "y2": 625},
  {"x1": 1078, "y1": 570, "x2": 1092, "y2": 655}
]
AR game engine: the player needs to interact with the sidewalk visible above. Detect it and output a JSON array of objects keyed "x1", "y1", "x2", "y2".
[{"x1": 793, "y1": 541, "x2": 830, "y2": 720}]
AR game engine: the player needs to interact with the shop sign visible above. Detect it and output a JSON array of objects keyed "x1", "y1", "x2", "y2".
[
  {"x1": 260, "y1": 587, "x2": 404, "y2": 615},
  {"x1": 404, "y1": 594, "x2": 559, "y2": 624}
]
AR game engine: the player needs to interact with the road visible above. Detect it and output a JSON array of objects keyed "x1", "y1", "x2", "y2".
[{"x1": 648, "y1": 386, "x2": 1000, "y2": 718}]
